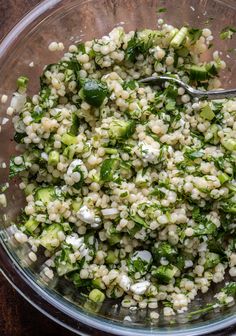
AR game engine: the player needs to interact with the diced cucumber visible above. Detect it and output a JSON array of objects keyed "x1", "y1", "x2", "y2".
[
  {"x1": 71, "y1": 200, "x2": 82, "y2": 212},
  {"x1": 40, "y1": 224, "x2": 62, "y2": 251},
  {"x1": 24, "y1": 183, "x2": 36, "y2": 196},
  {"x1": 63, "y1": 144, "x2": 76, "y2": 160},
  {"x1": 189, "y1": 65, "x2": 208, "y2": 81},
  {"x1": 35, "y1": 187, "x2": 55, "y2": 204},
  {"x1": 89, "y1": 289, "x2": 105, "y2": 303},
  {"x1": 108, "y1": 232, "x2": 121, "y2": 246},
  {"x1": 200, "y1": 105, "x2": 215, "y2": 121},
  {"x1": 204, "y1": 252, "x2": 220, "y2": 270},
  {"x1": 109, "y1": 119, "x2": 136, "y2": 140},
  {"x1": 48, "y1": 150, "x2": 60, "y2": 166},
  {"x1": 104, "y1": 148, "x2": 118, "y2": 155},
  {"x1": 61, "y1": 133, "x2": 78, "y2": 145},
  {"x1": 92, "y1": 278, "x2": 105, "y2": 290},
  {"x1": 82, "y1": 79, "x2": 109, "y2": 107},
  {"x1": 205, "y1": 124, "x2": 219, "y2": 144},
  {"x1": 57, "y1": 262, "x2": 78, "y2": 277},
  {"x1": 152, "y1": 265, "x2": 177, "y2": 284},
  {"x1": 105, "y1": 250, "x2": 117, "y2": 264},
  {"x1": 221, "y1": 138, "x2": 236, "y2": 151},
  {"x1": 25, "y1": 218, "x2": 39, "y2": 234}
]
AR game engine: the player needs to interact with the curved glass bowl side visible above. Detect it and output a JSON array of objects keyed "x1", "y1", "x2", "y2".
[
  {"x1": 1, "y1": 237, "x2": 236, "y2": 336},
  {"x1": 0, "y1": 0, "x2": 236, "y2": 335}
]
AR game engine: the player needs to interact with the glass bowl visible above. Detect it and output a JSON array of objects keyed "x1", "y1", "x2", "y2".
[{"x1": 1, "y1": 0, "x2": 236, "y2": 335}]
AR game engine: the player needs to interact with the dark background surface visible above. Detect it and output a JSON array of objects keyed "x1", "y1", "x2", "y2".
[{"x1": 1, "y1": 1, "x2": 236, "y2": 336}]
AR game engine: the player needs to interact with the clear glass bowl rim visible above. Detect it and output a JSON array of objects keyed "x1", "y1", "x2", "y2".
[{"x1": 1, "y1": 0, "x2": 236, "y2": 335}]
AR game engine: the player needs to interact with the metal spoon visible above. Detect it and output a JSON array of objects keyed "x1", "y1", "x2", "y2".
[{"x1": 139, "y1": 75, "x2": 236, "y2": 100}]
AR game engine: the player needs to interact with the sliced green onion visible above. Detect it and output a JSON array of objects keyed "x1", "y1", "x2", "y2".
[
  {"x1": 17, "y1": 76, "x2": 29, "y2": 90},
  {"x1": 100, "y1": 158, "x2": 119, "y2": 182},
  {"x1": 170, "y1": 27, "x2": 188, "y2": 48}
]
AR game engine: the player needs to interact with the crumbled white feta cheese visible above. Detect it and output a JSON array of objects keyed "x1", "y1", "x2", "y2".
[
  {"x1": 2, "y1": 117, "x2": 9, "y2": 125},
  {"x1": 118, "y1": 274, "x2": 132, "y2": 291},
  {"x1": 184, "y1": 260, "x2": 193, "y2": 268},
  {"x1": 77, "y1": 205, "x2": 101, "y2": 227},
  {"x1": 67, "y1": 159, "x2": 85, "y2": 176},
  {"x1": 124, "y1": 316, "x2": 132, "y2": 322},
  {"x1": 130, "y1": 281, "x2": 150, "y2": 295},
  {"x1": 64, "y1": 159, "x2": 88, "y2": 186},
  {"x1": 131, "y1": 250, "x2": 152, "y2": 263},
  {"x1": 137, "y1": 141, "x2": 160, "y2": 164},
  {"x1": 66, "y1": 233, "x2": 84, "y2": 250},
  {"x1": 10, "y1": 93, "x2": 26, "y2": 113}
]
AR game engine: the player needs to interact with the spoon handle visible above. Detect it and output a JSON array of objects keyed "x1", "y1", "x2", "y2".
[
  {"x1": 192, "y1": 88, "x2": 236, "y2": 100},
  {"x1": 139, "y1": 76, "x2": 236, "y2": 100}
]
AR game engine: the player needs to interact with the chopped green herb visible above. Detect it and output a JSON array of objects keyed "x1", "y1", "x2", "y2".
[
  {"x1": 130, "y1": 213, "x2": 148, "y2": 228},
  {"x1": 157, "y1": 7, "x2": 167, "y2": 13},
  {"x1": 188, "y1": 28, "x2": 202, "y2": 44},
  {"x1": 100, "y1": 159, "x2": 119, "y2": 182},
  {"x1": 9, "y1": 156, "x2": 26, "y2": 178},
  {"x1": 220, "y1": 26, "x2": 236, "y2": 40}
]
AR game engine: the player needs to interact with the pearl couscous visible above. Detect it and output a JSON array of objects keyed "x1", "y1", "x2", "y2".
[{"x1": 6, "y1": 22, "x2": 236, "y2": 317}]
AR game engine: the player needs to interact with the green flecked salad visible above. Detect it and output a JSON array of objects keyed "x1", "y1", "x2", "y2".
[{"x1": 4, "y1": 19, "x2": 236, "y2": 318}]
